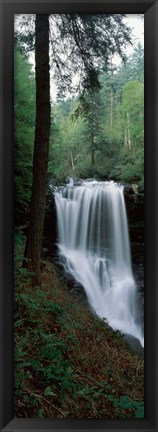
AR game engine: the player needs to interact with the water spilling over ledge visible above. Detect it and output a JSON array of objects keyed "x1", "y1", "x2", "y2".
[{"x1": 54, "y1": 179, "x2": 144, "y2": 347}]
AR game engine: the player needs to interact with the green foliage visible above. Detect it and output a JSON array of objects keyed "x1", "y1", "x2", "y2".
[
  {"x1": 17, "y1": 14, "x2": 132, "y2": 98},
  {"x1": 48, "y1": 42, "x2": 144, "y2": 186},
  {"x1": 15, "y1": 18, "x2": 144, "y2": 223},
  {"x1": 14, "y1": 233, "x2": 35, "y2": 289},
  {"x1": 113, "y1": 395, "x2": 144, "y2": 418},
  {"x1": 14, "y1": 46, "x2": 35, "y2": 224},
  {"x1": 14, "y1": 234, "x2": 144, "y2": 419}
]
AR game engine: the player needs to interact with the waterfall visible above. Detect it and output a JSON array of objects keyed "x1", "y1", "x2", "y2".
[{"x1": 55, "y1": 179, "x2": 144, "y2": 347}]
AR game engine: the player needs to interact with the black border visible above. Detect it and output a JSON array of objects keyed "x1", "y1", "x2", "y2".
[{"x1": 0, "y1": 0, "x2": 157, "y2": 431}]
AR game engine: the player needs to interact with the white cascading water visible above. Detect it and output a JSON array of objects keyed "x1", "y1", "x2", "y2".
[{"x1": 55, "y1": 179, "x2": 144, "y2": 347}]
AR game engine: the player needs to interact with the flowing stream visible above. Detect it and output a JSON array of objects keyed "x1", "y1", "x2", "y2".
[{"x1": 55, "y1": 179, "x2": 144, "y2": 347}]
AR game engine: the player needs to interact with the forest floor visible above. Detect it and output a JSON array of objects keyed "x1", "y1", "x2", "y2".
[{"x1": 14, "y1": 235, "x2": 144, "y2": 419}]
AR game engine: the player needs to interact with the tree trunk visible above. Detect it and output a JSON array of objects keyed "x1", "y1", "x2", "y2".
[
  {"x1": 24, "y1": 14, "x2": 50, "y2": 285},
  {"x1": 110, "y1": 84, "x2": 114, "y2": 132},
  {"x1": 91, "y1": 149, "x2": 95, "y2": 165},
  {"x1": 110, "y1": 63, "x2": 114, "y2": 157},
  {"x1": 70, "y1": 151, "x2": 75, "y2": 171},
  {"x1": 91, "y1": 107, "x2": 95, "y2": 165},
  {"x1": 127, "y1": 112, "x2": 131, "y2": 150}
]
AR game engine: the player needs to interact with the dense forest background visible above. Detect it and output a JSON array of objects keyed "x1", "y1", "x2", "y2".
[{"x1": 14, "y1": 40, "x2": 144, "y2": 225}]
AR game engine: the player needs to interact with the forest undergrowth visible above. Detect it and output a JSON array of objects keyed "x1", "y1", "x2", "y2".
[{"x1": 14, "y1": 234, "x2": 144, "y2": 419}]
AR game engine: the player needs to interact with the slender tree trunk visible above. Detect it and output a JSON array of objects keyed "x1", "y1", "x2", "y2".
[
  {"x1": 24, "y1": 14, "x2": 50, "y2": 285},
  {"x1": 124, "y1": 130, "x2": 127, "y2": 147},
  {"x1": 127, "y1": 112, "x2": 131, "y2": 150},
  {"x1": 91, "y1": 128, "x2": 95, "y2": 165},
  {"x1": 110, "y1": 84, "x2": 114, "y2": 132},
  {"x1": 91, "y1": 96, "x2": 95, "y2": 165},
  {"x1": 91, "y1": 149, "x2": 95, "y2": 165},
  {"x1": 70, "y1": 151, "x2": 75, "y2": 171},
  {"x1": 110, "y1": 61, "x2": 114, "y2": 157}
]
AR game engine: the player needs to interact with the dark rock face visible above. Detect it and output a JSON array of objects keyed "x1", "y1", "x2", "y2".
[
  {"x1": 43, "y1": 189, "x2": 58, "y2": 257},
  {"x1": 123, "y1": 333, "x2": 144, "y2": 356},
  {"x1": 124, "y1": 185, "x2": 144, "y2": 266},
  {"x1": 123, "y1": 185, "x2": 144, "y2": 341},
  {"x1": 54, "y1": 261, "x2": 89, "y2": 304}
]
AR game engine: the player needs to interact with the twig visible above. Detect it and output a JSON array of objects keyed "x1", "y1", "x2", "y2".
[
  {"x1": 26, "y1": 389, "x2": 66, "y2": 417},
  {"x1": 75, "y1": 368, "x2": 106, "y2": 388}
]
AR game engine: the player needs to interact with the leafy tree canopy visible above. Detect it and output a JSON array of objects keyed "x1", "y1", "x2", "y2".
[{"x1": 15, "y1": 13, "x2": 132, "y2": 98}]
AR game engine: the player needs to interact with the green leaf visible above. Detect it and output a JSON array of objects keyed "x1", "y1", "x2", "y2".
[
  {"x1": 23, "y1": 395, "x2": 30, "y2": 404},
  {"x1": 135, "y1": 409, "x2": 144, "y2": 418},
  {"x1": 17, "y1": 361, "x2": 32, "y2": 369},
  {"x1": 44, "y1": 386, "x2": 56, "y2": 397},
  {"x1": 37, "y1": 409, "x2": 44, "y2": 418}
]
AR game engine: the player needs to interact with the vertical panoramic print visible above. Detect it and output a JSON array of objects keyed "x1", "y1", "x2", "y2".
[{"x1": 14, "y1": 13, "x2": 144, "y2": 418}]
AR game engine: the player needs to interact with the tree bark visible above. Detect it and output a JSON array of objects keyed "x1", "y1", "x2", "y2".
[
  {"x1": 109, "y1": 62, "x2": 114, "y2": 157},
  {"x1": 70, "y1": 151, "x2": 75, "y2": 171},
  {"x1": 24, "y1": 14, "x2": 50, "y2": 285},
  {"x1": 91, "y1": 149, "x2": 95, "y2": 165},
  {"x1": 91, "y1": 96, "x2": 95, "y2": 165},
  {"x1": 127, "y1": 112, "x2": 131, "y2": 150}
]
